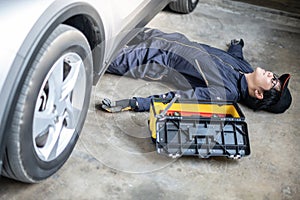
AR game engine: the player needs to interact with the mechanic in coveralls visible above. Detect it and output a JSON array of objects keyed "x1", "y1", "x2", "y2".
[{"x1": 100, "y1": 28, "x2": 292, "y2": 114}]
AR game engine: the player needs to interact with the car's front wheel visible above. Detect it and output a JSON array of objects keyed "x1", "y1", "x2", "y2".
[
  {"x1": 169, "y1": 0, "x2": 199, "y2": 14},
  {"x1": 2, "y1": 24, "x2": 93, "y2": 183}
]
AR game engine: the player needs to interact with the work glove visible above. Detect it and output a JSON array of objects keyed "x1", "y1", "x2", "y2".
[
  {"x1": 226, "y1": 39, "x2": 244, "y2": 48},
  {"x1": 101, "y1": 98, "x2": 137, "y2": 113},
  {"x1": 230, "y1": 39, "x2": 244, "y2": 47}
]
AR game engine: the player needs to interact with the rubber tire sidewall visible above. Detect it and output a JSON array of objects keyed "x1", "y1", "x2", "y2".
[
  {"x1": 169, "y1": 0, "x2": 199, "y2": 14},
  {"x1": 4, "y1": 24, "x2": 92, "y2": 183}
]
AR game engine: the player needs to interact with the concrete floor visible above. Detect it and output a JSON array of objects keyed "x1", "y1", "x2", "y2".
[
  {"x1": 1, "y1": 0, "x2": 299, "y2": 199},
  {"x1": 232, "y1": 0, "x2": 300, "y2": 14}
]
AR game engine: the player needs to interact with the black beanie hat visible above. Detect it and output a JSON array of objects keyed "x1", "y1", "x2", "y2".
[{"x1": 264, "y1": 74, "x2": 292, "y2": 113}]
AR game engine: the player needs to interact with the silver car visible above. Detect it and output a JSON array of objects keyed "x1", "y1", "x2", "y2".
[{"x1": 0, "y1": 0, "x2": 198, "y2": 183}]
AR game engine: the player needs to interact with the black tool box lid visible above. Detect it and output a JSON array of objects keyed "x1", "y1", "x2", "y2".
[{"x1": 150, "y1": 98, "x2": 250, "y2": 159}]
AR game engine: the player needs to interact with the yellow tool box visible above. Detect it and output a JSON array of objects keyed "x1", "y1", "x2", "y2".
[{"x1": 149, "y1": 96, "x2": 250, "y2": 159}]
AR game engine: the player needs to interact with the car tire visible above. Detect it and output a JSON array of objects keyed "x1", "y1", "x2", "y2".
[
  {"x1": 169, "y1": 0, "x2": 198, "y2": 14},
  {"x1": 2, "y1": 24, "x2": 93, "y2": 183}
]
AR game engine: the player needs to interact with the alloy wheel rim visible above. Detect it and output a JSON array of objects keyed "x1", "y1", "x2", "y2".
[{"x1": 33, "y1": 52, "x2": 86, "y2": 161}]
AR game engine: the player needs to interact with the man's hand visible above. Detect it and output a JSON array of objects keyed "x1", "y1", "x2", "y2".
[{"x1": 100, "y1": 98, "x2": 136, "y2": 113}]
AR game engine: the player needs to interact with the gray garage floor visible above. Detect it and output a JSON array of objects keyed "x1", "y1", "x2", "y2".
[{"x1": 1, "y1": 0, "x2": 299, "y2": 199}]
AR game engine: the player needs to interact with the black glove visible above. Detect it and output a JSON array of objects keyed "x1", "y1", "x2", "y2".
[
  {"x1": 230, "y1": 39, "x2": 244, "y2": 47},
  {"x1": 101, "y1": 98, "x2": 137, "y2": 113}
]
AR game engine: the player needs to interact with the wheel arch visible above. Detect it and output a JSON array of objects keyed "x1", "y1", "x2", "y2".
[
  {"x1": 63, "y1": 13, "x2": 106, "y2": 84},
  {"x1": 0, "y1": 2, "x2": 105, "y2": 174}
]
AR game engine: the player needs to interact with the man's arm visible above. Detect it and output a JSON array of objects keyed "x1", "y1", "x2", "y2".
[{"x1": 133, "y1": 86, "x2": 237, "y2": 112}]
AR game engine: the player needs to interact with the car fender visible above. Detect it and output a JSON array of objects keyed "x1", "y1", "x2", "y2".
[
  {"x1": 0, "y1": 0, "x2": 172, "y2": 173},
  {"x1": 0, "y1": 0, "x2": 111, "y2": 171}
]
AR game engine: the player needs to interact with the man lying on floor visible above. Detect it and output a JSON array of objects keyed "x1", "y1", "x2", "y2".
[{"x1": 100, "y1": 28, "x2": 292, "y2": 114}]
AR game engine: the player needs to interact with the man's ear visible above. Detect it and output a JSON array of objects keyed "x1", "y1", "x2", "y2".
[{"x1": 254, "y1": 89, "x2": 264, "y2": 100}]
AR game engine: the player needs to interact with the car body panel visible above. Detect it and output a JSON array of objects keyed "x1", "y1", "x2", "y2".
[
  {"x1": 0, "y1": 0, "x2": 156, "y2": 88},
  {"x1": 0, "y1": 0, "x2": 171, "y2": 173}
]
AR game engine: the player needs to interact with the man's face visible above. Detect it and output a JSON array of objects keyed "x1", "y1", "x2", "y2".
[{"x1": 253, "y1": 67, "x2": 281, "y2": 91}]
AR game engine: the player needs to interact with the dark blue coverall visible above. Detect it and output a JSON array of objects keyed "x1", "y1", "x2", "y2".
[{"x1": 107, "y1": 28, "x2": 254, "y2": 112}]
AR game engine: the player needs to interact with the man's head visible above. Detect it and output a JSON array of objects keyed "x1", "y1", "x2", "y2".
[{"x1": 246, "y1": 67, "x2": 292, "y2": 113}]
